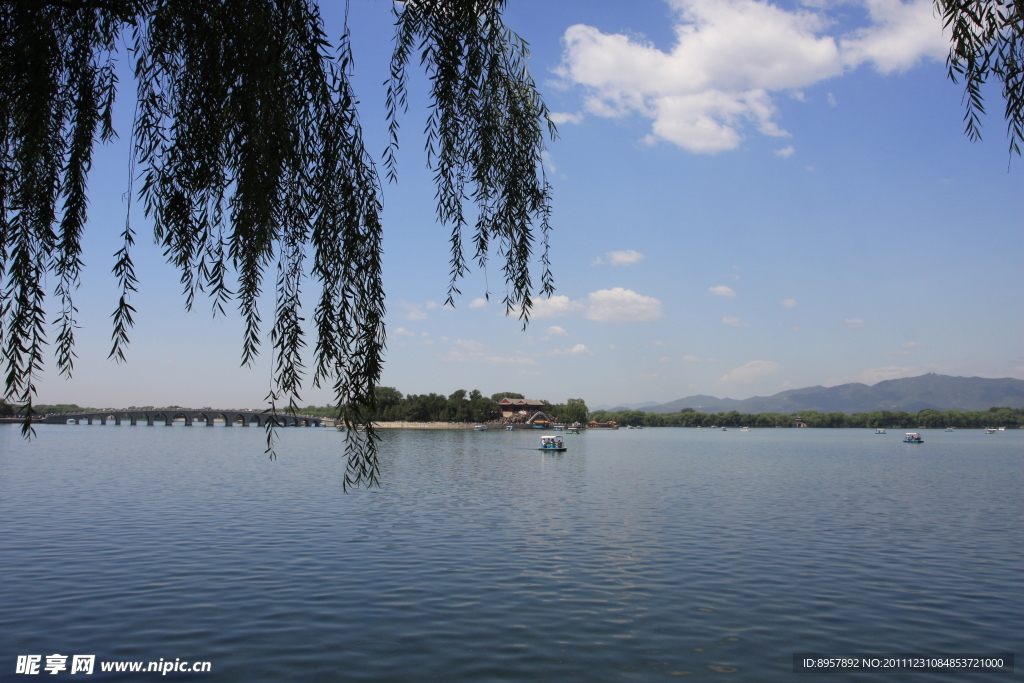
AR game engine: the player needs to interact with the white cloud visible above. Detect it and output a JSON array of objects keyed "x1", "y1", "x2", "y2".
[
  {"x1": 722, "y1": 315, "x2": 745, "y2": 326},
  {"x1": 774, "y1": 145, "x2": 795, "y2": 157},
  {"x1": 720, "y1": 359, "x2": 782, "y2": 383},
  {"x1": 544, "y1": 325, "x2": 569, "y2": 336},
  {"x1": 549, "y1": 111, "x2": 584, "y2": 125},
  {"x1": 591, "y1": 256, "x2": 605, "y2": 266},
  {"x1": 844, "y1": 318, "x2": 865, "y2": 327},
  {"x1": 425, "y1": 300, "x2": 440, "y2": 310},
  {"x1": 558, "y1": 0, "x2": 946, "y2": 153},
  {"x1": 583, "y1": 288, "x2": 663, "y2": 322},
  {"x1": 708, "y1": 285, "x2": 737, "y2": 298},
  {"x1": 840, "y1": 0, "x2": 949, "y2": 73},
  {"x1": 606, "y1": 249, "x2": 645, "y2": 265},
  {"x1": 400, "y1": 301, "x2": 427, "y2": 320},
  {"x1": 541, "y1": 150, "x2": 556, "y2": 174},
  {"x1": 393, "y1": 327, "x2": 415, "y2": 337},
  {"x1": 446, "y1": 339, "x2": 537, "y2": 366},
  {"x1": 553, "y1": 343, "x2": 591, "y2": 356},
  {"x1": 527, "y1": 288, "x2": 663, "y2": 323},
  {"x1": 827, "y1": 91, "x2": 837, "y2": 107},
  {"x1": 469, "y1": 297, "x2": 488, "y2": 308},
  {"x1": 780, "y1": 298, "x2": 797, "y2": 307},
  {"x1": 530, "y1": 295, "x2": 583, "y2": 319},
  {"x1": 902, "y1": 341, "x2": 918, "y2": 348},
  {"x1": 683, "y1": 355, "x2": 702, "y2": 362}
]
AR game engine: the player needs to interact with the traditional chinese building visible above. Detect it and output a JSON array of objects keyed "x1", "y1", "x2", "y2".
[{"x1": 498, "y1": 398, "x2": 546, "y2": 419}]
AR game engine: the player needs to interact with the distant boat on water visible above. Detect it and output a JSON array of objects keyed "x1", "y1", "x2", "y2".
[
  {"x1": 904, "y1": 432, "x2": 924, "y2": 443},
  {"x1": 875, "y1": 428, "x2": 886, "y2": 434}
]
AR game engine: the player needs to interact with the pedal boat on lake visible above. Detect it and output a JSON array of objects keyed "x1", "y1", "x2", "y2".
[
  {"x1": 539, "y1": 435, "x2": 567, "y2": 452},
  {"x1": 904, "y1": 432, "x2": 924, "y2": 443},
  {"x1": 875, "y1": 428, "x2": 886, "y2": 434}
]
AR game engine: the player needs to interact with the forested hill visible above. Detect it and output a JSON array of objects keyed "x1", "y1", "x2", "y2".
[{"x1": 645, "y1": 374, "x2": 1024, "y2": 414}]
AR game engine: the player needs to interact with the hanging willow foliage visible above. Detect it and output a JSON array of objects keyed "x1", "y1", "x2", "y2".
[
  {"x1": 0, "y1": 0, "x2": 554, "y2": 489},
  {"x1": 937, "y1": 0, "x2": 1024, "y2": 156}
]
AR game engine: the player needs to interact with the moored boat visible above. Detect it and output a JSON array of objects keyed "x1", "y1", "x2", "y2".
[{"x1": 875, "y1": 428, "x2": 886, "y2": 434}]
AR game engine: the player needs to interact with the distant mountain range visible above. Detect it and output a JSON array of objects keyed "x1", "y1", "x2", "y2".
[{"x1": 596, "y1": 374, "x2": 1024, "y2": 415}]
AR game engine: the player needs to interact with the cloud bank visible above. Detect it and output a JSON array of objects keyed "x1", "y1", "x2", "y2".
[
  {"x1": 531, "y1": 288, "x2": 663, "y2": 323},
  {"x1": 558, "y1": 0, "x2": 948, "y2": 153}
]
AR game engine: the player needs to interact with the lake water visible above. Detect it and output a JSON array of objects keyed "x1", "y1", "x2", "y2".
[{"x1": 2, "y1": 425, "x2": 1021, "y2": 681}]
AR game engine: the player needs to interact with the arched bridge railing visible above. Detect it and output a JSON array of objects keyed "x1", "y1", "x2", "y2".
[{"x1": 41, "y1": 410, "x2": 322, "y2": 428}]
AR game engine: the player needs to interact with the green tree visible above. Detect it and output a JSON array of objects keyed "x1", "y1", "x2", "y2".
[
  {"x1": 560, "y1": 398, "x2": 588, "y2": 424},
  {"x1": 1, "y1": 0, "x2": 554, "y2": 488},
  {"x1": 490, "y1": 391, "x2": 524, "y2": 402}
]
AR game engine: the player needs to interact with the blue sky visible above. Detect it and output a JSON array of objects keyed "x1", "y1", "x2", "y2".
[{"x1": 31, "y1": 0, "x2": 1024, "y2": 409}]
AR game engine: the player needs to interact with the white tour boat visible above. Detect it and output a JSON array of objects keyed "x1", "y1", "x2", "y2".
[{"x1": 539, "y1": 435, "x2": 567, "y2": 452}]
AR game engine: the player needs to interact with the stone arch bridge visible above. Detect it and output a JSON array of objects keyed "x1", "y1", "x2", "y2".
[{"x1": 42, "y1": 409, "x2": 323, "y2": 428}]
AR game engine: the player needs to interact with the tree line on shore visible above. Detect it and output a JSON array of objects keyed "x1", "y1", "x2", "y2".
[
  {"x1": 7, "y1": 397, "x2": 1021, "y2": 429},
  {"x1": 589, "y1": 406, "x2": 1024, "y2": 429},
  {"x1": 299, "y1": 389, "x2": 590, "y2": 425}
]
